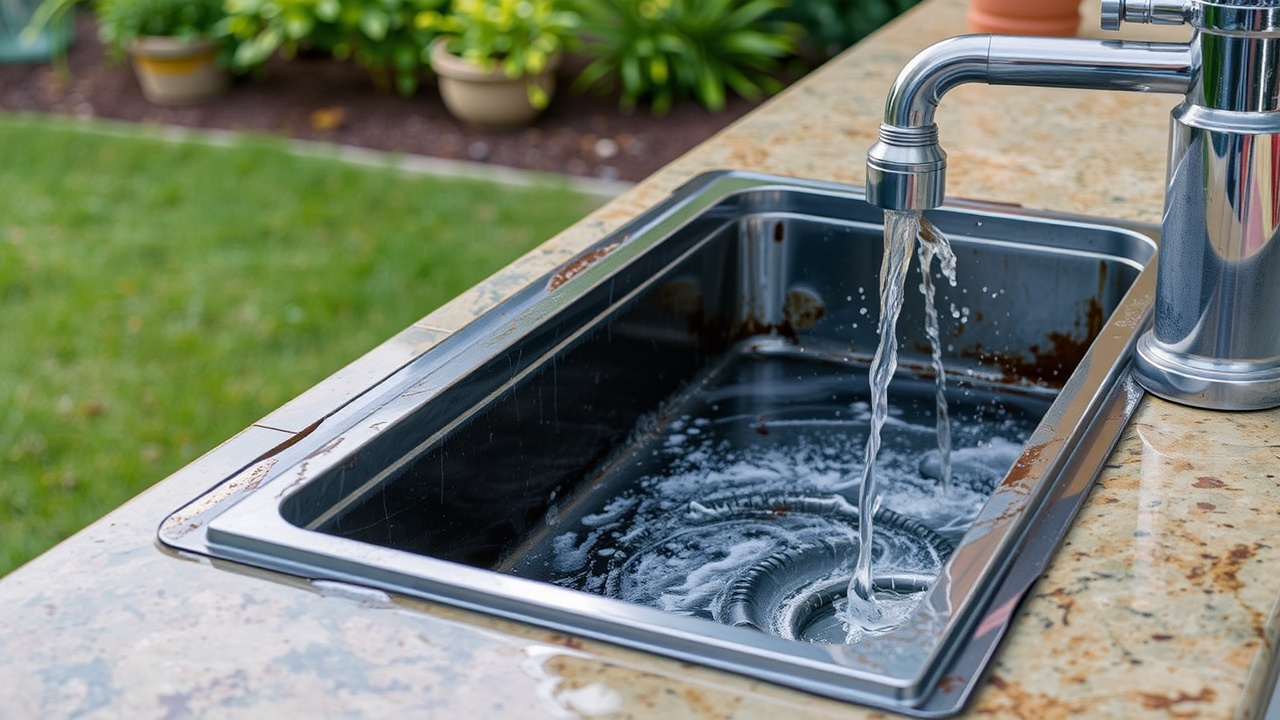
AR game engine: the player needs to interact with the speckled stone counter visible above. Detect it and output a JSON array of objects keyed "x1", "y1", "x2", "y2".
[{"x1": 3, "y1": 1, "x2": 1278, "y2": 717}]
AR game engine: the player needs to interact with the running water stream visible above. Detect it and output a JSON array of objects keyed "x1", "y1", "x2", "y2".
[
  {"x1": 845, "y1": 210, "x2": 957, "y2": 640},
  {"x1": 917, "y1": 219, "x2": 959, "y2": 494}
]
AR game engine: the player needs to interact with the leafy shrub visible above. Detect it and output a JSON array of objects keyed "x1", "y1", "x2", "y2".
[
  {"x1": 417, "y1": 0, "x2": 578, "y2": 73},
  {"x1": 775, "y1": 0, "x2": 920, "y2": 61},
  {"x1": 219, "y1": 0, "x2": 445, "y2": 96},
  {"x1": 417, "y1": 0, "x2": 579, "y2": 108},
  {"x1": 572, "y1": 0, "x2": 798, "y2": 115},
  {"x1": 96, "y1": 0, "x2": 223, "y2": 51}
]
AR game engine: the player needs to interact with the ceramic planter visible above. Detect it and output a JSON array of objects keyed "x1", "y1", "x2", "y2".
[
  {"x1": 430, "y1": 38, "x2": 559, "y2": 130},
  {"x1": 967, "y1": 0, "x2": 1082, "y2": 36},
  {"x1": 128, "y1": 36, "x2": 228, "y2": 105}
]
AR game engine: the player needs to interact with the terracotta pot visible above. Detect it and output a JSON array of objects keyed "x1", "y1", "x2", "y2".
[
  {"x1": 430, "y1": 38, "x2": 559, "y2": 130},
  {"x1": 128, "y1": 36, "x2": 228, "y2": 106},
  {"x1": 967, "y1": 0, "x2": 1082, "y2": 36}
]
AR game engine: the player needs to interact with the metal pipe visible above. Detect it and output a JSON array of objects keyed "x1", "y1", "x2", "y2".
[
  {"x1": 866, "y1": 0, "x2": 1280, "y2": 409},
  {"x1": 882, "y1": 36, "x2": 1194, "y2": 129},
  {"x1": 866, "y1": 37, "x2": 1193, "y2": 211}
]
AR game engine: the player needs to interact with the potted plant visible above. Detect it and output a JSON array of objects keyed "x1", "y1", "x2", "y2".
[
  {"x1": 97, "y1": 0, "x2": 228, "y2": 104},
  {"x1": 418, "y1": 0, "x2": 579, "y2": 129},
  {"x1": 218, "y1": 0, "x2": 444, "y2": 98}
]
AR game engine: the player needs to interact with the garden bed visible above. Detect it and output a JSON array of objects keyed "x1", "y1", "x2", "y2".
[{"x1": 0, "y1": 17, "x2": 768, "y2": 183}]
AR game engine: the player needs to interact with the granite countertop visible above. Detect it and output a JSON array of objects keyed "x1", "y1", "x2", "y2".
[{"x1": 4, "y1": 0, "x2": 1279, "y2": 717}]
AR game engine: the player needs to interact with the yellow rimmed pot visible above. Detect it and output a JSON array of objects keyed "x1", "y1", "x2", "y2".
[
  {"x1": 429, "y1": 37, "x2": 559, "y2": 130},
  {"x1": 128, "y1": 36, "x2": 228, "y2": 105}
]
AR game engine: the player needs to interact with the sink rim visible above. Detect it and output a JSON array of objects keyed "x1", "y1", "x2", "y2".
[{"x1": 159, "y1": 171, "x2": 1159, "y2": 716}]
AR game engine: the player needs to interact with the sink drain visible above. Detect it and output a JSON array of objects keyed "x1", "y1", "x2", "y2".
[
  {"x1": 599, "y1": 494, "x2": 865, "y2": 614},
  {"x1": 595, "y1": 494, "x2": 950, "y2": 634},
  {"x1": 721, "y1": 513, "x2": 950, "y2": 643}
]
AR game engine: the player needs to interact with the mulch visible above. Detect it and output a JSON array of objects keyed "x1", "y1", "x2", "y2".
[{"x1": 0, "y1": 17, "x2": 771, "y2": 183}]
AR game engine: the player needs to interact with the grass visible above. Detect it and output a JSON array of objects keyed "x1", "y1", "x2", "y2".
[{"x1": 0, "y1": 114, "x2": 602, "y2": 576}]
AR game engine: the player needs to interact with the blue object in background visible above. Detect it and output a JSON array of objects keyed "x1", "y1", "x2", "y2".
[{"x1": 0, "y1": 0, "x2": 71, "y2": 62}]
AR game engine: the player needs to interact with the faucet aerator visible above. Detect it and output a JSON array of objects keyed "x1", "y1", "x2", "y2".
[{"x1": 866, "y1": 124, "x2": 947, "y2": 211}]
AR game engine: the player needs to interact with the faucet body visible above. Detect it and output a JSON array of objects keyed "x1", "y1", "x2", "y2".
[{"x1": 866, "y1": 0, "x2": 1280, "y2": 410}]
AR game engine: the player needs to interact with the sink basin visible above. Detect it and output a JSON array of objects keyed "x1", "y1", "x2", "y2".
[{"x1": 162, "y1": 172, "x2": 1157, "y2": 716}]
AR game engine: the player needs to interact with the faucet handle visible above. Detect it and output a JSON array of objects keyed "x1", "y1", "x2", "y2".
[{"x1": 1100, "y1": 0, "x2": 1190, "y2": 30}]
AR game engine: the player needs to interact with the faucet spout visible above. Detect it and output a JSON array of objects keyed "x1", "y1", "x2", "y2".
[
  {"x1": 869, "y1": 0, "x2": 1280, "y2": 409},
  {"x1": 865, "y1": 36, "x2": 1194, "y2": 210}
]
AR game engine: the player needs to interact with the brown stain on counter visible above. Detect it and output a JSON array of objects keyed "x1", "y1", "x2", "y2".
[
  {"x1": 1138, "y1": 686, "x2": 1216, "y2": 713},
  {"x1": 1187, "y1": 543, "x2": 1260, "y2": 595},
  {"x1": 977, "y1": 673, "x2": 1099, "y2": 719},
  {"x1": 1043, "y1": 587, "x2": 1077, "y2": 627},
  {"x1": 1184, "y1": 540, "x2": 1272, "y2": 648},
  {"x1": 1193, "y1": 476, "x2": 1229, "y2": 489}
]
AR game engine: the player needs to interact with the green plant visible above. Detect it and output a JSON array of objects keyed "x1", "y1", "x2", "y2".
[
  {"x1": 416, "y1": 0, "x2": 579, "y2": 107},
  {"x1": 96, "y1": 0, "x2": 224, "y2": 52},
  {"x1": 219, "y1": 0, "x2": 444, "y2": 97},
  {"x1": 572, "y1": 0, "x2": 797, "y2": 115},
  {"x1": 28, "y1": 0, "x2": 222, "y2": 56},
  {"x1": 774, "y1": 0, "x2": 919, "y2": 61}
]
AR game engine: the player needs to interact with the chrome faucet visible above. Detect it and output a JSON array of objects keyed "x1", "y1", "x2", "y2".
[{"x1": 866, "y1": 0, "x2": 1280, "y2": 410}]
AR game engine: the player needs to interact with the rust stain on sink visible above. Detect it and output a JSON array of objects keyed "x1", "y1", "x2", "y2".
[{"x1": 547, "y1": 242, "x2": 621, "y2": 291}]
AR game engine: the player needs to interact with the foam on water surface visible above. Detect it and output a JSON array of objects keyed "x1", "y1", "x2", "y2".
[{"x1": 534, "y1": 349, "x2": 1045, "y2": 642}]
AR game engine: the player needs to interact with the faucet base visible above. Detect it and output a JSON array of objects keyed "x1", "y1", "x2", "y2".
[{"x1": 1134, "y1": 333, "x2": 1280, "y2": 410}]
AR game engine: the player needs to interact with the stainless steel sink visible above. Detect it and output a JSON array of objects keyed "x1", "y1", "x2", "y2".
[{"x1": 161, "y1": 172, "x2": 1157, "y2": 716}]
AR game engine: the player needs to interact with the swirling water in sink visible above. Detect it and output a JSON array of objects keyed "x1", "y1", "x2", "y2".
[
  {"x1": 536, "y1": 354, "x2": 1038, "y2": 644},
  {"x1": 524, "y1": 212, "x2": 1034, "y2": 646}
]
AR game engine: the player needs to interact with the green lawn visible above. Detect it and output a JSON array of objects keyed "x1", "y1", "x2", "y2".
[{"x1": 0, "y1": 114, "x2": 602, "y2": 575}]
